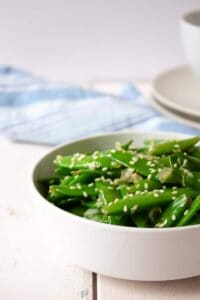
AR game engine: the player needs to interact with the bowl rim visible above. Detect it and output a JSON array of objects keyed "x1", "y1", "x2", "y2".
[{"x1": 31, "y1": 129, "x2": 200, "y2": 233}]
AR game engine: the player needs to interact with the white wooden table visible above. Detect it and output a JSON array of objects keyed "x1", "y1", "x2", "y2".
[{"x1": 1, "y1": 81, "x2": 200, "y2": 300}]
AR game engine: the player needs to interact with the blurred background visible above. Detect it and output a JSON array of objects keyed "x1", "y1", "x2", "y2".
[{"x1": 1, "y1": 0, "x2": 200, "y2": 82}]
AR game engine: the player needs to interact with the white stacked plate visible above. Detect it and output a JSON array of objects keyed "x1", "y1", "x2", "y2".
[{"x1": 152, "y1": 65, "x2": 200, "y2": 129}]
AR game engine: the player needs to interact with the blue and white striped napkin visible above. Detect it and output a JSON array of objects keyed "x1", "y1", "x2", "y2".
[{"x1": 0, "y1": 66, "x2": 199, "y2": 145}]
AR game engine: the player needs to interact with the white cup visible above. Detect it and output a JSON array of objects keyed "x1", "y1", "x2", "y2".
[{"x1": 180, "y1": 10, "x2": 200, "y2": 76}]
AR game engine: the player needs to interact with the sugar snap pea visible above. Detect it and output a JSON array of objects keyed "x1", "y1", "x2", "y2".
[
  {"x1": 177, "y1": 195, "x2": 200, "y2": 226},
  {"x1": 155, "y1": 194, "x2": 190, "y2": 228},
  {"x1": 41, "y1": 135, "x2": 200, "y2": 228},
  {"x1": 102, "y1": 188, "x2": 197, "y2": 215},
  {"x1": 149, "y1": 136, "x2": 200, "y2": 156}
]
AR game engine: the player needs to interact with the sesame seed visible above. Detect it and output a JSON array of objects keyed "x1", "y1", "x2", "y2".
[
  {"x1": 87, "y1": 162, "x2": 96, "y2": 170},
  {"x1": 114, "y1": 198, "x2": 119, "y2": 203},
  {"x1": 172, "y1": 190, "x2": 178, "y2": 195},
  {"x1": 154, "y1": 193, "x2": 159, "y2": 197},
  {"x1": 171, "y1": 214, "x2": 176, "y2": 221},
  {"x1": 83, "y1": 191, "x2": 88, "y2": 198},
  {"x1": 182, "y1": 159, "x2": 188, "y2": 167},
  {"x1": 131, "y1": 205, "x2": 138, "y2": 213},
  {"x1": 151, "y1": 163, "x2": 156, "y2": 167},
  {"x1": 70, "y1": 186, "x2": 76, "y2": 189},
  {"x1": 174, "y1": 144, "x2": 180, "y2": 148},
  {"x1": 123, "y1": 205, "x2": 128, "y2": 213},
  {"x1": 156, "y1": 219, "x2": 167, "y2": 228},
  {"x1": 184, "y1": 209, "x2": 189, "y2": 216},
  {"x1": 102, "y1": 167, "x2": 108, "y2": 171},
  {"x1": 135, "y1": 191, "x2": 141, "y2": 195}
]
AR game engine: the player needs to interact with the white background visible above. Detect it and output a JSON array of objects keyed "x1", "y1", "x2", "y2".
[{"x1": 0, "y1": 0, "x2": 200, "y2": 81}]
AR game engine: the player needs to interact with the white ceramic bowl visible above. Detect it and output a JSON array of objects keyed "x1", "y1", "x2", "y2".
[{"x1": 31, "y1": 131, "x2": 200, "y2": 281}]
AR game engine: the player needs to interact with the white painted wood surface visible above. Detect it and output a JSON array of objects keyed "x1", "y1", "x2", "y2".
[
  {"x1": 0, "y1": 140, "x2": 93, "y2": 300},
  {"x1": 1, "y1": 81, "x2": 200, "y2": 299}
]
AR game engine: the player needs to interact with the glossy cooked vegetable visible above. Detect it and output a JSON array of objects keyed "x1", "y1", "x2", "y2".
[{"x1": 40, "y1": 136, "x2": 200, "y2": 228}]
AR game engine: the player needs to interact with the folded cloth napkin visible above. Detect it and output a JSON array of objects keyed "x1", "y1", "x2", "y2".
[{"x1": 0, "y1": 66, "x2": 199, "y2": 145}]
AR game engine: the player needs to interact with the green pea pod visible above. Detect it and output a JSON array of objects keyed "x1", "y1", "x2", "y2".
[
  {"x1": 38, "y1": 176, "x2": 60, "y2": 186},
  {"x1": 121, "y1": 140, "x2": 133, "y2": 150},
  {"x1": 188, "y1": 215, "x2": 200, "y2": 225},
  {"x1": 55, "y1": 197, "x2": 81, "y2": 209},
  {"x1": 177, "y1": 195, "x2": 200, "y2": 226},
  {"x1": 124, "y1": 179, "x2": 162, "y2": 195},
  {"x1": 69, "y1": 205, "x2": 86, "y2": 217},
  {"x1": 190, "y1": 147, "x2": 200, "y2": 159},
  {"x1": 102, "y1": 188, "x2": 197, "y2": 215},
  {"x1": 157, "y1": 167, "x2": 182, "y2": 184},
  {"x1": 109, "y1": 150, "x2": 133, "y2": 167},
  {"x1": 81, "y1": 200, "x2": 98, "y2": 208},
  {"x1": 68, "y1": 173, "x2": 93, "y2": 185},
  {"x1": 55, "y1": 152, "x2": 120, "y2": 170},
  {"x1": 131, "y1": 212, "x2": 149, "y2": 227},
  {"x1": 60, "y1": 175, "x2": 75, "y2": 185},
  {"x1": 55, "y1": 167, "x2": 71, "y2": 176},
  {"x1": 148, "y1": 207, "x2": 162, "y2": 225},
  {"x1": 129, "y1": 158, "x2": 159, "y2": 177},
  {"x1": 155, "y1": 194, "x2": 190, "y2": 228},
  {"x1": 84, "y1": 208, "x2": 127, "y2": 225},
  {"x1": 159, "y1": 153, "x2": 200, "y2": 171},
  {"x1": 157, "y1": 168, "x2": 200, "y2": 190},
  {"x1": 49, "y1": 184, "x2": 97, "y2": 199},
  {"x1": 95, "y1": 181, "x2": 120, "y2": 206},
  {"x1": 76, "y1": 168, "x2": 120, "y2": 179},
  {"x1": 149, "y1": 136, "x2": 200, "y2": 156}
]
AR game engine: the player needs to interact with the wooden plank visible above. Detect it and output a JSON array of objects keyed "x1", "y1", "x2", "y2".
[
  {"x1": 97, "y1": 275, "x2": 200, "y2": 300},
  {"x1": 0, "y1": 141, "x2": 93, "y2": 300}
]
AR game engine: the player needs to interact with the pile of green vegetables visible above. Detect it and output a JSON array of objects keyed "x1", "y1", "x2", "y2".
[{"x1": 40, "y1": 136, "x2": 200, "y2": 228}]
